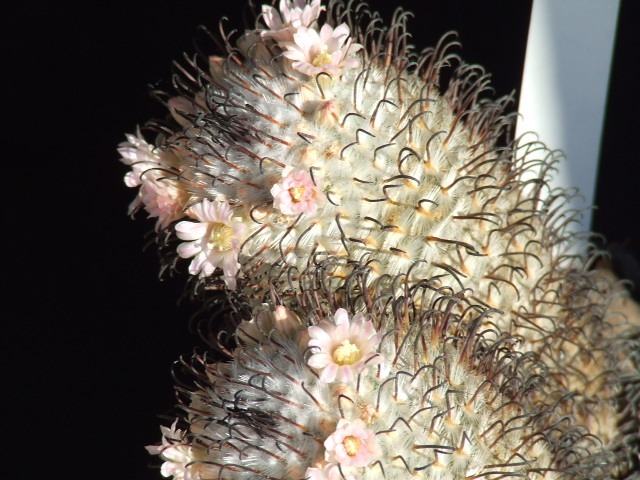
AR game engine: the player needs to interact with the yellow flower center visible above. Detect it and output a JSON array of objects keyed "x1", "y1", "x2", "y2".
[
  {"x1": 207, "y1": 222, "x2": 233, "y2": 250},
  {"x1": 343, "y1": 436, "x2": 361, "y2": 456},
  {"x1": 288, "y1": 186, "x2": 306, "y2": 202},
  {"x1": 312, "y1": 48, "x2": 332, "y2": 67},
  {"x1": 332, "y1": 340, "x2": 361, "y2": 365}
]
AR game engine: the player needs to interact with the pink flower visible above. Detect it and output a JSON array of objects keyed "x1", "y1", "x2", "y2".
[
  {"x1": 307, "y1": 308, "x2": 383, "y2": 383},
  {"x1": 271, "y1": 167, "x2": 321, "y2": 215},
  {"x1": 282, "y1": 24, "x2": 362, "y2": 76},
  {"x1": 119, "y1": 132, "x2": 157, "y2": 189},
  {"x1": 324, "y1": 419, "x2": 380, "y2": 468},
  {"x1": 261, "y1": 0, "x2": 324, "y2": 43},
  {"x1": 137, "y1": 177, "x2": 188, "y2": 230},
  {"x1": 175, "y1": 200, "x2": 247, "y2": 289},
  {"x1": 119, "y1": 132, "x2": 187, "y2": 230},
  {"x1": 146, "y1": 421, "x2": 195, "y2": 480}
]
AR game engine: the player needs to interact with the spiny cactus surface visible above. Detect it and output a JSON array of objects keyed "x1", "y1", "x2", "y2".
[{"x1": 119, "y1": 1, "x2": 640, "y2": 478}]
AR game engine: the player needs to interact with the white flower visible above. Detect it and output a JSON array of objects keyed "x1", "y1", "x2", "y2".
[
  {"x1": 119, "y1": 132, "x2": 187, "y2": 230},
  {"x1": 119, "y1": 132, "x2": 158, "y2": 189},
  {"x1": 282, "y1": 24, "x2": 362, "y2": 76},
  {"x1": 261, "y1": 0, "x2": 324, "y2": 42},
  {"x1": 307, "y1": 308, "x2": 382, "y2": 383},
  {"x1": 146, "y1": 421, "x2": 195, "y2": 480},
  {"x1": 175, "y1": 199, "x2": 247, "y2": 289},
  {"x1": 271, "y1": 167, "x2": 321, "y2": 215},
  {"x1": 324, "y1": 419, "x2": 380, "y2": 468},
  {"x1": 138, "y1": 177, "x2": 188, "y2": 230}
]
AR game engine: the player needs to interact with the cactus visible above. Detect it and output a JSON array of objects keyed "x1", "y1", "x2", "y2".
[{"x1": 120, "y1": 0, "x2": 640, "y2": 478}]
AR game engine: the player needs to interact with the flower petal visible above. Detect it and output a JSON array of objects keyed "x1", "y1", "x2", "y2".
[
  {"x1": 175, "y1": 221, "x2": 208, "y2": 241},
  {"x1": 177, "y1": 240, "x2": 201, "y2": 259}
]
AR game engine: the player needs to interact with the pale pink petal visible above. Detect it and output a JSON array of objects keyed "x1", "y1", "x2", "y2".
[
  {"x1": 174, "y1": 200, "x2": 247, "y2": 288},
  {"x1": 278, "y1": 0, "x2": 291, "y2": 21},
  {"x1": 306, "y1": 309, "x2": 383, "y2": 383},
  {"x1": 262, "y1": 0, "x2": 324, "y2": 41},
  {"x1": 262, "y1": 5, "x2": 282, "y2": 30},
  {"x1": 323, "y1": 431, "x2": 338, "y2": 451},
  {"x1": 223, "y1": 274, "x2": 237, "y2": 290},
  {"x1": 188, "y1": 202, "x2": 207, "y2": 221},
  {"x1": 188, "y1": 252, "x2": 208, "y2": 275},
  {"x1": 348, "y1": 41, "x2": 363, "y2": 54},
  {"x1": 222, "y1": 251, "x2": 240, "y2": 276},
  {"x1": 230, "y1": 237, "x2": 243, "y2": 252},
  {"x1": 271, "y1": 168, "x2": 320, "y2": 215},
  {"x1": 177, "y1": 241, "x2": 201, "y2": 259},
  {"x1": 305, "y1": 464, "x2": 348, "y2": 480},
  {"x1": 324, "y1": 419, "x2": 379, "y2": 467},
  {"x1": 319, "y1": 23, "x2": 334, "y2": 43},
  {"x1": 124, "y1": 171, "x2": 140, "y2": 188},
  {"x1": 308, "y1": 325, "x2": 333, "y2": 344},
  {"x1": 200, "y1": 260, "x2": 216, "y2": 277},
  {"x1": 270, "y1": 182, "x2": 284, "y2": 196},
  {"x1": 200, "y1": 198, "x2": 217, "y2": 222},
  {"x1": 333, "y1": 320, "x2": 350, "y2": 340},
  {"x1": 305, "y1": 467, "x2": 325, "y2": 480},
  {"x1": 128, "y1": 197, "x2": 142, "y2": 217},
  {"x1": 292, "y1": 61, "x2": 315, "y2": 76},
  {"x1": 232, "y1": 221, "x2": 248, "y2": 238},
  {"x1": 302, "y1": 201, "x2": 318, "y2": 215},
  {"x1": 329, "y1": 50, "x2": 344, "y2": 66},
  {"x1": 307, "y1": 352, "x2": 330, "y2": 369},
  {"x1": 333, "y1": 308, "x2": 350, "y2": 326},
  {"x1": 206, "y1": 249, "x2": 224, "y2": 268},
  {"x1": 332, "y1": 24, "x2": 351, "y2": 41},
  {"x1": 336, "y1": 365, "x2": 354, "y2": 384},
  {"x1": 282, "y1": 48, "x2": 306, "y2": 63},
  {"x1": 302, "y1": 0, "x2": 322, "y2": 26},
  {"x1": 214, "y1": 201, "x2": 233, "y2": 223},
  {"x1": 292, "y1": 28, "x2": 317, "y2": 55},
  {"x1": 319, "y1": 363, "x2": 338, "y2": 382},
  {"x1": 175, "y1": 221, "x2": 208, "y2": 241},
  {"x1": 365, "y1": 334, "x2": 383, "y2": 351}
]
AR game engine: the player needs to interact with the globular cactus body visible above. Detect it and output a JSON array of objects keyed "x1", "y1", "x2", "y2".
[{"x1": 153, "y1": 280, "x2": 564, "y2": 480}]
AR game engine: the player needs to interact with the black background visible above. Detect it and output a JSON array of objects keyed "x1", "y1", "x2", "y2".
[{"x1": 5, "y1": 1, "x2": 639, "y2": 478}]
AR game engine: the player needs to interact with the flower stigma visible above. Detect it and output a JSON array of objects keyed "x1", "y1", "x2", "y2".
[
  {"x1": 343, "y1": 436, "x2": 362, "y2": 456},
  {"x1": 288, "y1": 186, "x2": 306, "y2": 202},
  {"x1": 312, "y1": 48, "x2": 333, "y2": 67},
  {"x1": 332, "y1": 339, "x2": 361, "y2": 365},
  {"x1": 208, "y1": 223, "x2": 233, "y2": 250}
]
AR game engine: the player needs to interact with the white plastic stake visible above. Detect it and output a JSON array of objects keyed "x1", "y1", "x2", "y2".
[{"x1": 515, "y1": 0, "x2": 620, "y2": 234}]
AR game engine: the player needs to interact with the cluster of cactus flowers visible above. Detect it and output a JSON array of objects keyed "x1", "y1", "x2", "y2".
[{"x1": 120, "y1": 0, "x2": 640, "y2": 478}]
